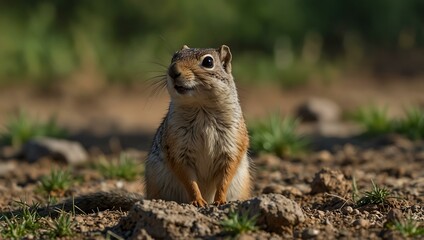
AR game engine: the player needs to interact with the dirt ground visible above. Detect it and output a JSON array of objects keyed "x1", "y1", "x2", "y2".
[{"x1": 0, "y1": 73, "x2": 423, "y2": 239}]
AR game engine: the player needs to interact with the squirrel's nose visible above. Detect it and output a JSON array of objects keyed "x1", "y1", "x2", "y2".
[{"x1": 168, "y1": 63, "x2": 181, "y2": 79}]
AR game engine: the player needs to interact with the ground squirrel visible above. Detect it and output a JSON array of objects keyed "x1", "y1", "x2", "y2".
[
  {"x1": 145, "y1": 45, "x2": 252, "y2": 206},
  {"x1": 6, "y1": 45, "x2": 252, "y2": 217}
]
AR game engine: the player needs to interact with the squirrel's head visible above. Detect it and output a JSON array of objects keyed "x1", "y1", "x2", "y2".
[{"x1": 166, "y1": 45, "x2": 235, "y2": 105}]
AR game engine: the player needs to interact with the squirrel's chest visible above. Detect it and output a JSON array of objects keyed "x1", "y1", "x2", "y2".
[
  {"x1": 170, "y1": 115, "x2": 238, "y2": 174},
  {"x1": 192, "y1": 123, "x2": 236, "y2": 179}
]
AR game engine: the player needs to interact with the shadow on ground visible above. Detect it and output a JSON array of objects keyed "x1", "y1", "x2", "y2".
[{"x1": 69, "y1": 130, "x2": 155, "y2": 154}]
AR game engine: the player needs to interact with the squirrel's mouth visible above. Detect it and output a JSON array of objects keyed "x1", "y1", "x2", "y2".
[{"x1": 174, "y1": 84, "x2": 195, "y2": 94}]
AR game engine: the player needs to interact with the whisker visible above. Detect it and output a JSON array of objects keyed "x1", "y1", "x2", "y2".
[
  {"x1": 146, "y1": 75, "x2": 167, "y2": 95},
  {"x1": 149, "y1": 61, "x2": 168, "y2": 69},
  {"x1": 145, "y1": 74, "x2": 167, "y2": 82}
]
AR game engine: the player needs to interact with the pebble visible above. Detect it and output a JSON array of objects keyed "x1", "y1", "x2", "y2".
[
  {"x1": 79, "y1": 225, "x2": 88, "y2": 232},
  {"x1": 116, "y1": 181, "x2": 124, "y2": 188},
  {"x1": 75, "y1": 215, "x2": 84, "y2": 223},
  {"x1": 411, "y1": 205, "x2": 421, "y2": 213},
  {"x1": 262, "y1": 184, "x2": 284, "y2": 194},
  {"x1": 343, "y1": 206, "x2": 354, "y2": 214},
  {"x1": 98, "y1": 223, "x2": 105, "y2": 230},
  {"x1": 85, "y1": 219, "x2": 95, "y2": 226},
  {"x1": 302, "y1": 228, "x2": 320, "y2": 239},
  {"x1": 257, "y1": 154, "x2": 282, "y2": 168},
  {"x1": 296, "y1": 97, "x2": 341, "y2": 123},
  {"x1": 282, "y1": 186, "x2": 303, "y2": 197},
  {"x1": 317, "y1": 210, "x2": 325, "y2": 218},
  {"x1": 269, "y1": 171, "x2": 283, "y2": 181},
  {"x1": 23, "y1": 137, "x2": 88, "y2": 164},
  {"x1": 353, "y1": 219, "x2": 370, "y2": 228},
  {"x1": 316, "y1": 150, "x2": 333, "y2": 162}
]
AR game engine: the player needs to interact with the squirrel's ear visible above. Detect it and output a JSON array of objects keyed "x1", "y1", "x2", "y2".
[
  {"x1": 219, "y1": 45, "x2": 232, "y2": 74},
  {"x1": 181, "y1": 45, "x2": 190, "y2": 50}
]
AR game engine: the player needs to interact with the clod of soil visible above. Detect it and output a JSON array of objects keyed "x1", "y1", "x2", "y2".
[
  {"x1": 310, "y1": 168, "x2": 351, "y2": 195},
  {"x1": 112, "y1": 194, "x2": 304, "y2": 239}
]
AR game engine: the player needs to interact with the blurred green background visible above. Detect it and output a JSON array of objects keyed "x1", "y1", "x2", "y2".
[{"x1": 0, "y1": 0, "x2": 423, "y2": 86}]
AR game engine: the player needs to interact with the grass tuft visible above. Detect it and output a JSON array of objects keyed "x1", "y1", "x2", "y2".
[
  {"x1": 48, "y1": 210, "x2": 75, "y2": 238},
  {"x1": 39, "y1": 169, "x2": 74, "y2": 196},
  {"x1": 249, "y1": 114, "x2": 309, "y2": 158},
  {"x1": 352, "y1": 106, "x2": 424, "y2": 140},
  {"x1": 352, "y1": 106, "x2": 393, "y2": 136},
  {"x1": 96, "y1": 153, "x2": 142, "y2": 181},
  {"x1": 221, "y1": 211, "x2": 258, "y2": 235},
  {"x1": 391, "y1": 217, "x2": 424, "y2": 238},
  {"x1": 0, "y1": 111, "x2": 67, "y2": 148},
  {"x1": 0, "y1": 201, "x2": 42, "y2": 239},
  {"x1": 356, "y1": 180, "x2": 391, "y2": 207},
  {"x1": 394, "y1": 107, "x2": 424, "y2": 140}
]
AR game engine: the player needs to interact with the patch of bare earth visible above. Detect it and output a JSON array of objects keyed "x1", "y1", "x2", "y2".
[{"x1": 0, "y1": 133, "x2": 422, "y2": 239}]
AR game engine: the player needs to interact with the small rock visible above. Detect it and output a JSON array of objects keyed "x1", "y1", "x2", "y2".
[
  {"x1": 269, "y1": 171, "x2": 283, "y2": 181},
  {"x1": 296, "y1": 97, "x2": 341, "y2": 123},
  {"x1": 316, "y1": 210, "x2": 325, "y2": 218},
  {"x1": 411, "y1": 205, "x2": 421, "y2": 213},
  {"x1": 85, "y1": 219, "x2": 95, "y2": 226},
  {"x1": 281, "y1": 186, "x2": 303, "y2": 197},
  {"x1": 75, "y1": 215, "x2": 84, "y2": 223},
  {"x1": 294, "y1": 184, "x2": 311, "y2": 194},
  {"x1": 115, "y1": 199, "x2": 217, "y2": 239},
  {"x1": 262, "y1": 184, "x2": 285, "y2": 194},
  {"x1": 256, "y1": 154, "x2": 282, "y2": 168},
  {"x1": 23, "y1": 137, "x2": 88, "y2": 164},
  {"x1": 353, "y1": 218, "x2": 369, "y2": 228},
  {"x1": 310, "y1": 168, "x2": 351, "y2": 195},
  {"x1": 343, "y1": 206, "x2": 354, "y2": 214},
  {"x1": 240, "y1": 194, "x2": 305, "y2": 234},
  {"x1": 98, "y1": 223, "x2": 105, "y2": 230},
  {"x1": 263, "y1": 185, "x2": 303, "y2": 197},
  {"x1": 362, "y1": 211, "x2": 369, "y2": 217},
  {"x1": 316, "y1": 150, "x2": 333, "y2": 162},
  {"x1": 116, "y1": 181, "x2": 124, "y2": 188},
  {"x1": 26, "y1": 234, "x2": 35, "y2": 239},
  {"x1": 302, "y1": 228, "x2": 320, "y2": 239}
]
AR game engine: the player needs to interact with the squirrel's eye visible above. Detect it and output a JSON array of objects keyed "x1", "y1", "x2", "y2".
[{"x1": 201, "y1": 56, "x2": 214, "y2": 68}]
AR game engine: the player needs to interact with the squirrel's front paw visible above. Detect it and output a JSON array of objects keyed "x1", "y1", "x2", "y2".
[
  {"x1": 213, "y1": 193, "x2": 227, "y2": 206},
  {"x1": 190, "y1": 197, "x2": 207, "y2": 207},
  {"x1": 213, "y1": 200, "x2": 226, "y2": 206}
]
